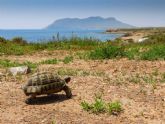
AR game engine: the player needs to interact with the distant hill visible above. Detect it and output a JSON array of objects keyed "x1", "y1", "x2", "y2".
[{"x1": 45, "y1": 16, "x2": 135, "y2": 30}]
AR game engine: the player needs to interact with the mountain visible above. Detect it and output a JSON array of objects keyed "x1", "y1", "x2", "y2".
[{"x1": 45, "y1": 16, "x2": 135, "y2": 30}]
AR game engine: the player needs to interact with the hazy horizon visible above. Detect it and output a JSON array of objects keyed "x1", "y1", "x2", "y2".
[{"x1": 0, "y1": 0, "x2": 165, "y2": 29}]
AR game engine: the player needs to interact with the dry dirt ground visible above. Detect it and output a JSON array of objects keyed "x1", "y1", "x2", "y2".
[{"x1": 0, "y1": 51, "x2": 165, "y2": 124}]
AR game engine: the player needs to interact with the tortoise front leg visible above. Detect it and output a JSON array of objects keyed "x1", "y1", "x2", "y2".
[{"x1": 63, "y1": 85, "x2": 72, "y2": 98}]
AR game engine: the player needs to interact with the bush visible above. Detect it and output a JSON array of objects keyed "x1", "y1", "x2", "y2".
[
  {"x1": 124, "y1": 47, "x2": 140, "y2": 60},
  {"x1": 11, "y1": 37, "x2": 27, "y2": 45},
  {"x1": 0, "y1": 37, "x2": 7, "y2": 43},
  {"x1": 89, "y1": 45, "x2": 125, "y2": 59},
  {"x1": 142, "y1": 33, "x2": 165, "y2": 44},
  {"x1": 141, "y1": 45, "x2": 165, "y2": 60}
]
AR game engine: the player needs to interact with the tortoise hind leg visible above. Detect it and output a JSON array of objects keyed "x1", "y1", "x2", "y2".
[
  {"x1": 30, "y1": 94, "x2": 37, "y2": 99},
  {"x1": 63, "y1": 85, "x2": 72, "y2": 98},
  {"x1": 25, "y1": 94, "x2": 37, "y2": 104}
]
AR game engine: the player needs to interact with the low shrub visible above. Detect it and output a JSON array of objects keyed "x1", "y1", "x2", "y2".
[
  {"x1": 11, "y1": 37, "x2": 27, "y2": 45},
  {"x1": 0, "y1": 37, "x2": 7, "y2": 43},
  {"x1": 89, "y1": 45, "x2": 125, "y2": 60},
  {"x1": 141, "y1": 45, "x2": 165, "y2": 60},
  {"x1": 142, "y1": 33, "x2": 165, "y2": 44}
]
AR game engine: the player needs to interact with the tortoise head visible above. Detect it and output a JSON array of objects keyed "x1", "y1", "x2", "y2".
[{"x1": 64, "y1": 77, "x2": 71, "y2": 83}]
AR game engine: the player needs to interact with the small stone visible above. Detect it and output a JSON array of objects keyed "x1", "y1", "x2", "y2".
[{"x1": 8, "y1": 66, "x2": 31, "y2": 76}]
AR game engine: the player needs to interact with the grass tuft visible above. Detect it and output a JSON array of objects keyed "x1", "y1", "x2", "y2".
[
  {"x1": 107, "y1": 101, "x2": 122, "y2": 115},
  {"x1": 40, "y1": 58, "x2": 58, "y2": 64}
]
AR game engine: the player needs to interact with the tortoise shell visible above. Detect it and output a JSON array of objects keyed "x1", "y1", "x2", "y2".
[{"x1": 22, "y1": 72, "x2": 67, "y2": 95}]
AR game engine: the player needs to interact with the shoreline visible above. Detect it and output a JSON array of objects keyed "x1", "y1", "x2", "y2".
[{"x1": 106, "y1": 27, "x2": 165, "y2": 42}]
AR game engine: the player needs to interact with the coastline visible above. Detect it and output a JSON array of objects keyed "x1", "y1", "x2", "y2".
[{"x1": 106, "y1": 27, "x2": 165, "y2": 42}]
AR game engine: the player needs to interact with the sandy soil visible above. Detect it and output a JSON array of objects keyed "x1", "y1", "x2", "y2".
[{"x1": 0, "y1": 51, "x2": 165, "y2": 124}]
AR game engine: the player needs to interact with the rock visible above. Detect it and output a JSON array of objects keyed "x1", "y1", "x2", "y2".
[{"x1": 8, "y1": 66, "x2": 31, "y2": 76}]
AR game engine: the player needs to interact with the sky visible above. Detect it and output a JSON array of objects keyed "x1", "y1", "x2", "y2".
[{"x1": 0, "y1": 0, "x2": 165, "y2": 29}]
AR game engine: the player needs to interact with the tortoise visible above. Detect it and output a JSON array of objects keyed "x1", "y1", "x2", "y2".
[{"x1": 22, "y1": 72, "x2": 72, "y2": 100}]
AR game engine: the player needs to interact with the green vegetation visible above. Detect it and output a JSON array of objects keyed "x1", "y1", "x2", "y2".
[
  {"x1": 11, "y1": 37, "x2": 28, "y2": 45},
  {"x1": 0, "y1": 37, "x2": 101, "y2": 55},
  {"x1": 0, "y1": 32, "x2": 165, "y2": 61},
  {"x1": 107, "y1": 101, "x2": 122, "y2": 115},
  {"x1": 0, "y1": 59, "x2": 38, "y2": 69},
  {"x1": 81, "y1": 95, "x2": 122, "y2": 115},
  {"x1": 40, "y1": 58, "x2": 58, "y2": 64},
  {"x1": 89, "y1": 45, "x2": 124, "y2": 60},
  {"x1": 0, "y1": 59, "x2": 21, "y2": 68},
  {"x1": 140, "y1": 45, "x2": 165, "y2": 60},
  {"x1": 22, "y1": 61, "x2": 38, "y2": 69}
]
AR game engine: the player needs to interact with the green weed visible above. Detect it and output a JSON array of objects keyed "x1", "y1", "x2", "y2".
[
  {"x1": 81, "y1": 101, "x2": 93, "y2": 111},
  {"x1": 23, "y1": 61, "x2": 38, "y2": 69},
  {"x1": 80, "y1": 95, "x2": 105, "y2": 114},
  {"x1": 107, "y1": 101, "x2": 122, "y2": 115},
  {"x1": 91, "y1": 96, "x2": 106, "y2": 113},
  {"x1": 81, "y1": 95, "x2": 122, "y2": 115}
]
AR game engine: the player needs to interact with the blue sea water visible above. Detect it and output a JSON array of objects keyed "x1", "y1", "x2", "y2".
[{"x1": 0, "y1": 29, "x2": 123, "y2": 42}]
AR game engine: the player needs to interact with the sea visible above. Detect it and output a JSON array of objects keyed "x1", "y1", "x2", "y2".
[{"x1": 0, "y1": 29, "x2": 123, "y2": 42}]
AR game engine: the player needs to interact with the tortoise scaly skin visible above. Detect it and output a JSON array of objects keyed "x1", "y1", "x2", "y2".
[{"x1": 22, "y1": 72, "x2": 72, "y2": 100}]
